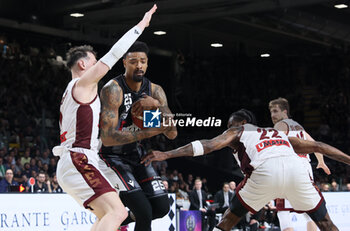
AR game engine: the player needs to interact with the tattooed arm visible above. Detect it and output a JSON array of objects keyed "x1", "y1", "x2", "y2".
[
  {"x1": 141, "y1": 127, "x2": 240, "y2": 165},
  {"x1": 289, "y1": 137, "x2": 350, "y2": 165},
  {"x1": 151, "y1": 83, "x2": 178, "y2": 140},
  {"x1": 100, "y1": 80, "x2": 167, "y2": 146}
]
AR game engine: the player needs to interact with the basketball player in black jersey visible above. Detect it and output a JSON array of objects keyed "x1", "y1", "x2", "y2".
[{"x1": 99, "y1": 41, "x2": 177, "y2": 231}]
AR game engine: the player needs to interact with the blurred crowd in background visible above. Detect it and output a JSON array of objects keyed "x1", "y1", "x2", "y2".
[{"x1": 1, "y1": 31, "x2": 350, "y2": 197}]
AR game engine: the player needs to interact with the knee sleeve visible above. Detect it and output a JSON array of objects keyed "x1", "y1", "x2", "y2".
[
  {"x1": 149, "y1": 194, "x2": 170, "y2": 219},
  {"x1": 307, "y1": 200, "x2": 327, "y2": 222},
  {"x1": 230, "y1": 194, "x2": 249, "y2": 217},
  {"x1": 120, "y1": 191, "x2": 152, "y2": 231}
]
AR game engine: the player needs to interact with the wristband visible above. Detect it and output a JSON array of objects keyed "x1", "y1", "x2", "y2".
[{"x1": 191, "y1": 140, "x2": 204, "y2": 156}]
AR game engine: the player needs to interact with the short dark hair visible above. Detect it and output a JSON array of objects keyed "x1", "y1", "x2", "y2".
[
  {"x1": 66, "y1": 45, "x2": 96, "y2": 69},
  {"x1": 228, "y1": 109, "x2": 257, "y2": 125},
  {"x1": 123, "y1": 41, "x2": 149, "y2": 58},
  {"x1": 269, "y1": 97, "x2": 290, "y2": 117}
]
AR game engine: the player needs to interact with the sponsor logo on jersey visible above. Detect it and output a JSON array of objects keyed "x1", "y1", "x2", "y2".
[
  {"x1": 128, "y1": 180, "x2": 135, "y2": 187},
  {"x1": 256, "y1": 139, "x2": 290, "y2": 152},
  {"x1": 122, "y1": 93, "x2": 132, "y2": 120}
]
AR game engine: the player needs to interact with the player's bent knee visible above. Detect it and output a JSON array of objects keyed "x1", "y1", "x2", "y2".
[
  {"x1": 114, "y1": 205, "x2": 128, "y2": 220},
  {"x1": 307, "y1": 200, "x2": 339, "y2": 231},
  {"x1": 111, "y1": 208, "x2": 128, "y2": 223},
  {"x1": 152, "y1": 204, "x2": 169, "y2": 219},
  {"x1": 313, "y1": 215, "x2": 337, "y2": 231},
  {"x1": 134, "y1": 201, "x2": 152, "y2": 222},
  {"x1": 230, "y1": 194, "x2": 249, "y2": 217},
  {"x1": 90, "y1": 191, "x2": 126, "y2": 220}
]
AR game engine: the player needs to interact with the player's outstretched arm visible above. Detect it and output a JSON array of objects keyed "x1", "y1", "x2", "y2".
[
  {"x1": 289, "y1": 137, "x2": 350, "y2": 165},
  {"x1": 304, "y1": 132, "x2": 331, "y2": 175},
  {"x1": 141, "y1": 127, "x2": 240, "y2": 165},
  {"x1": 78, "y1": 4, "x2": 157, "y2": 88},
  {"x1": 100, "y1": 80, "x2": 167, "y2": 146}
]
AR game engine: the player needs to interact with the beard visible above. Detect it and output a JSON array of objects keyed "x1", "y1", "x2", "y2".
[
  {"x1": 132, "y1": 74, "x2": 143, "y2": 82},
  {"x1": 132, "y1": 70, "x2": 144, "y2": 82}
]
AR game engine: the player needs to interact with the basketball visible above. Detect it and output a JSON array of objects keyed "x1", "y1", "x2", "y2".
[{"x1": 131, "y1": 112, "x2": 144, "y2": 129}]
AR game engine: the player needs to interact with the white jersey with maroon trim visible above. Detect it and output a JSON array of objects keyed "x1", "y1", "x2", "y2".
[
  {"x1": 237, "y1": 124, "x2": 296, "y2": 172},
  {"x1": 56, "y1": 78, "x2": 101, "y2": 154},
  {"x1": 282, "y1": 118, "x2": 310, "y2": 161}
]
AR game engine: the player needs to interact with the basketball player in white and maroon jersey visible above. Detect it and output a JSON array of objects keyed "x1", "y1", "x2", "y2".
[
  {"x1": 141, "y1": 109, "x2": 350, "y2": 231},
  {"x1": 52, "y1": 5, "x2": 158, "y2": 231},
  {"x1": 269, "y1": 97, "x2": 330, "y2": 231}
]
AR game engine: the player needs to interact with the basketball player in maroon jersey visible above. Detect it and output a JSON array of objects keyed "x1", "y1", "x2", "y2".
[
  {"x1": 269, "y1": 97, "x2": 330, "y2": 231},
  {"x1": 141, "y1": 109, "x2": 350, "y2": 231},
  {"x1": 53, "y1": 5, "x2": 157, "y2": 231}
]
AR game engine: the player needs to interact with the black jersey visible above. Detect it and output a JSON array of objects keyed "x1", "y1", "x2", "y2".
[{"x1": 100, "y1": 74, "x2": 152, "y2": 163}]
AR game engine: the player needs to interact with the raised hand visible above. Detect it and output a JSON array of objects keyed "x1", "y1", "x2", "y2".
[
  {"x1": 317, "y1": 162, "x2": 331, "y2": 175},
  {"x1": 138, "y1": 4, "x2": 157, "y2": 29}
]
